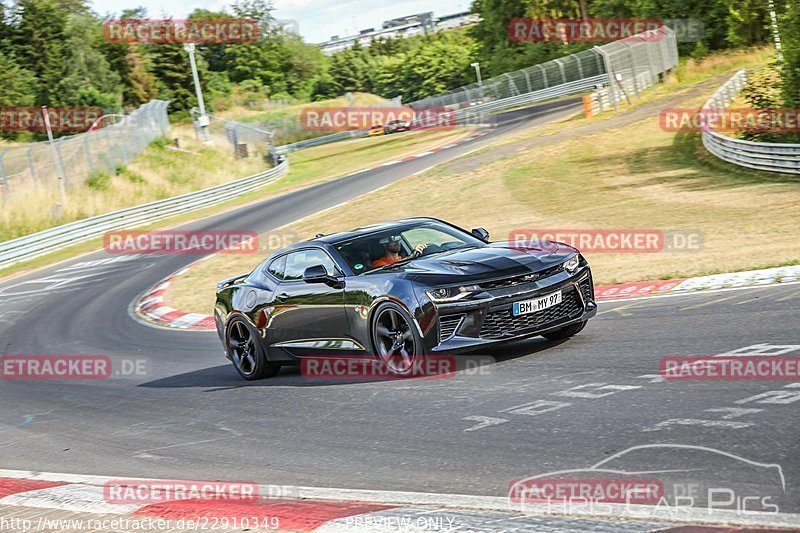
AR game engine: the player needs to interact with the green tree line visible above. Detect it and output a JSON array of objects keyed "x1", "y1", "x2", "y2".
[{"x1": 0, "y1": 0, "x2": 794, "y2": 140}]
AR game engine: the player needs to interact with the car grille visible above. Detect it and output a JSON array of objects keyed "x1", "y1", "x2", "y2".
[
  {"x1": 439, "y1": 314, "x2": 465, "y2": 342},
  {"x1": 479, "y1": 288, "x2": 583, "y2": 339},
  {"x1": 478, "y1": 265, "x2": 563, "y2": 292}
]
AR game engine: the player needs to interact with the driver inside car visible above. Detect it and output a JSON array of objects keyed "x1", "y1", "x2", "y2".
[{"x1": 371, "y1": 235, "x2": 427, "y2": 268}]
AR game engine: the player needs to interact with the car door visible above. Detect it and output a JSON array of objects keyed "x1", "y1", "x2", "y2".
[{"x1": 267, "y1": 248, "x2": 353, "y2": 356}]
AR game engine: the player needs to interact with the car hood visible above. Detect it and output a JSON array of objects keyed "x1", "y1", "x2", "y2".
[{"x1": 383, "y1": 241, "x2": 576, "y2": 283}]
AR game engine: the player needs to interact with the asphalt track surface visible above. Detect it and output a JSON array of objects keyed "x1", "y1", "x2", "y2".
[{"x1": 0, "y1": 98, "x2": 798, "y2": 520}]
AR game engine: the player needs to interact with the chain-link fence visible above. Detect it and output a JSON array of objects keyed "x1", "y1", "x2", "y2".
[
  {"x1": 407, "y1": 27, "x2": 678, "y2": 113},
  {"x1": 594, "y1": 26, "x2": 679, "y2": 111},
  {"x1": 0, "y1": 100, "x2": 170, "y2": 201},
  {"x1": 190, "y1": 110, "x2": 275, "y2": 161}
]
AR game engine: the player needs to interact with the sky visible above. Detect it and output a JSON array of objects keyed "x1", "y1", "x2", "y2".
[{"x1": 91, "y1": 0, "x2": 473, "y2": 43}]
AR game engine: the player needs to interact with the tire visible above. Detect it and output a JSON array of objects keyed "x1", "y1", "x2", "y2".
[
  {"x1": 226, "y1": 317, "x2": 280, "y2": 380},
  {"x1": 370, "y1": 302, "x2": 423, "y2": 376},
  {"x1": 542, "y1": 320, "x2": 587, "y2": 341}
]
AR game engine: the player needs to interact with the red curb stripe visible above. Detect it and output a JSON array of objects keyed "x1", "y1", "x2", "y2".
[
  {"x1": 595, "y1": 278, "x2": 686, "y2": 301},
  {"x1": 159, "y1": 311, "x2": 185, "y2": 323},
  {"x1": 134, "y1": 498, "x2": 396, "y2": 532},
  {"x1": 0, "y1": 478, "x2": 67, "y2": 499}
]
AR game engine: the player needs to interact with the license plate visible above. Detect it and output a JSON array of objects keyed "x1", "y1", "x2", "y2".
[{"x1": 512, "y1": 290, "x2": 562, "y2": 316}]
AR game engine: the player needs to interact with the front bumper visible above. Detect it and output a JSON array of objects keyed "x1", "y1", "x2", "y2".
[{"x1": 429, "y1": 268, "x2": 596, "y2": 353}]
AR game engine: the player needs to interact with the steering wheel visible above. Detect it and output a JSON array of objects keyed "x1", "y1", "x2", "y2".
[{"x1": 412, "y1": 243, "x2": 442, "y2": 257}]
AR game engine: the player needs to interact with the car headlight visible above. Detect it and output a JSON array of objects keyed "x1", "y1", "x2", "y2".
[
  {"x1": 426, "y1": 285, "x2": 481, "y2": 303},
  {"x1": 563, "y1": 255, "x2": 580, "y2": 273}
]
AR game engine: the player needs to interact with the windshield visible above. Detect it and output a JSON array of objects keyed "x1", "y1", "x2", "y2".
[{"x1": 333, "y1": 220, "x2": 484, "y2": 274}]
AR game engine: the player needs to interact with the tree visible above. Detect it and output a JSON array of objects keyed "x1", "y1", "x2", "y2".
[
  {"x1": 10, "y1": 0, "x2": 71, "y2": 105},
  {"x1": 149, "y1": 43, "x2": 207, "y2": 112},
  {"x1": 781, "y1": 0, "x2": 800, "y2": 109},
  {"x1": 55, "y1": 13, "x2": 122, "y2": 110}
]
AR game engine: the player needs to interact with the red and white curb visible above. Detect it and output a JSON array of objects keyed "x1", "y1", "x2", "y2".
[
  {"x1": 135, "y1": 265, "x2": 800, "y2": 331},
  {"x1": 1, "y1": 470, "x2": 797, "y2": 531}
]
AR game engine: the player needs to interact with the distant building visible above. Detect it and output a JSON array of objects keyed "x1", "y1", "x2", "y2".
[{"x1": 317, "y1": 11, "x2": 479, "y2": 56}]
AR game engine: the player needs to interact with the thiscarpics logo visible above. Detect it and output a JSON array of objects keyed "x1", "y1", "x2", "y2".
[
  {"x1": 104, "y1": 230, "x2": 259, "y2": 255},
  {"x1": 103, "y1": 19, "x2": 259, "y2": 44}
]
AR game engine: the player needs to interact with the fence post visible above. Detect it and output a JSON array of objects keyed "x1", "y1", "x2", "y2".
[
  {"x1": 55, "y1": 138, "x2": 69, "y2": 188},
  {"x1": 27, "y1": 146, "x2": 39, "y2": 187},
  {"x1": 83, "y1": 135, "x2": 94, "y2": 173},
  {"x1": 535, "y1": 64, "x2": 548, "y2": 88},
  {"x1": 594, "y1": 46, "x2": 619, "y2": 112},
  {"x1": 104, "y1": 128, "x2": 116, "y2": 171},
  {"x1": 627, "y1": 46, "x2": 641, "y2": 96},
  {"x1": 553, "y1": 59, "x2": 567, "y2": 85},
  {"x1": 0, "y1": 149, "x2": 10, "y2": 201}
]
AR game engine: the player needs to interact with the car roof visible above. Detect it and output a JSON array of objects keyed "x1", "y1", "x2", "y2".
[{"x1": 275, "y1": 217, "x2": 445, "y2": 254}]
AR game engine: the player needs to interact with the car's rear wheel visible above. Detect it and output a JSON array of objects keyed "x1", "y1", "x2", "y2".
[
  {"x1": 227, "y1": 317, "x2": 280, "y2": 380},
  {"x1": 371, "y1": 303, "x2": 422, "y2": 376},
  {"x1": 542, "y1": 320, "x2": 587, "y2": 341}
]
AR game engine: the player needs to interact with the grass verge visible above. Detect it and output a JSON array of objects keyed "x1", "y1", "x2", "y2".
[
  {"x1": 0, "y1": 126, "x2": 474, "y2": 281},
  {"x1": 167, "y1": 50, "x2": 799, "y2": 315}
]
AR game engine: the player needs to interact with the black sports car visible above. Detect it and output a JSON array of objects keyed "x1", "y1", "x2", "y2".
[{"x1": 215, "y1": 218, "x2": 596, "y2": 380}]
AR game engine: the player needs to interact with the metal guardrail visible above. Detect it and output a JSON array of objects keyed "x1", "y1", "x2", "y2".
[
  {"x1": 271, "y1": 75, "x2": 610, "y2": 156},
  {"x1": 272, "y1": 130, "x2": 368, "y2": 156},
  {"x1": 0, "y1": 159, "x2": 289, "y2": 270},
  {"x1": 455, "y1": 74, "x2": 608, "y2": 118},
  {"x1": 701, "y1": 69, "x2": 800, "y2": 175}
]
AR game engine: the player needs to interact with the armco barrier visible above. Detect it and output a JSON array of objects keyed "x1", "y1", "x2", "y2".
[
  {"x1": 0, "y1": 159, "x2": 289, "y2": 270},
  {"x1": 701, "y1": 69, "x2": 800, "y2": 175}
]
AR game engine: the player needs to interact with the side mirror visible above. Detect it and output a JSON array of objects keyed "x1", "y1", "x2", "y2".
[
  {"x1": 471, "y1": 227, "x2": 490, "y2": 242},
  {"x1": 302, "y1": 264, "x2": 329, "y2": 284}
]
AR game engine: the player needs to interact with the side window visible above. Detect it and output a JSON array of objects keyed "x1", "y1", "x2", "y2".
[
  {"x1": 282, "y1": 249, "x2": 337, "y2": 281},
  {"x1": 266, "y1": 255, "x2": 286, "y2": 280}
]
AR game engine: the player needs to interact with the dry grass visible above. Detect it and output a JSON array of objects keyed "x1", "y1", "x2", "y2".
[
  {"x1": 168, "y1": 65, "x2": 799, "y2": 315},
  {"x1": 1, "y1": 124, "x2": 265, "y2": 241}
]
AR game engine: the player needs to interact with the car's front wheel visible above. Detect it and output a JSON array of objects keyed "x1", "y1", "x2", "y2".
[
  {"x1": 227, "y1": 317, "x2": 280, "y2": 380},
  {"x1": 371, "y1": 302, "x2": 423, "y2": 376},
  {"x1": 542, "y1": 320, "x2": 587, "y2": 341}
]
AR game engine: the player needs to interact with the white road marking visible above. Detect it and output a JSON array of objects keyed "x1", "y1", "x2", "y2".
[
  {"x1": 705, "y1": 407, "x2": 763, "y2": 419},
  {"x1": 642, "y1": 418, "x2": 752, "y2": 432},
  {"x1": 462, "y1": 416, "x2": 508, "y2": 432},
  {"x1": 552, "y1": 383, "x2": 641, "y2": 399},
  {"x1": 500, "y1": 400, "x2": 571, "y2": 416}
]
